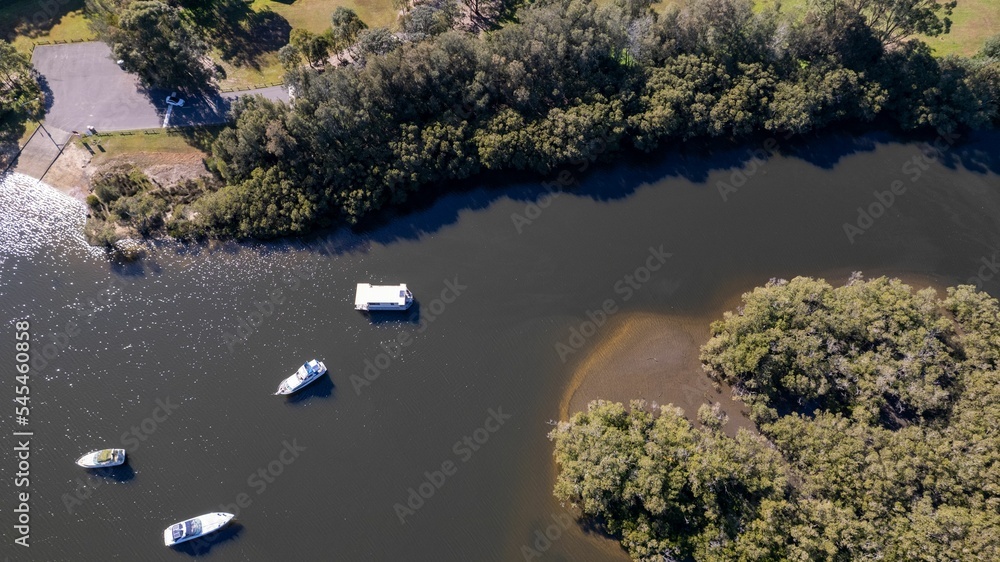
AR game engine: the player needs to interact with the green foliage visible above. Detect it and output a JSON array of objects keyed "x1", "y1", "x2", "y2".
[
  {"x1": 460, "y1": 0, "x2": 520, "y2": 32},
  {"x1": 91, "y1": 0, "x2": 214, "y2": 88},
  {"x1": 982, "y1": 33, "x2": 1000, "y2": 59},
  {"x1": 476, "y1": 96, "x2": 626, "y2": 172},
  {"x1": 83, "y1": 218, "x2": 122, "y2": 248},
  {"x1": 701, "y1": 275, "x2": 958, "y2": 427},
  {"x1": 943, "y1": 284, "x2": 1000, "y2": 367},
  {"x1": 811, "y1": 0, "x2": 957, "y2": 46},
  {"x1": 788, "y1": 9, "x2": 883, "y2": 70},
  {"x1": 330, "y1": 6, "x2": 367, "y2": 50},
  {"x1": 85, "y1": 194, "x2": 101, "y2": 211},
  {"x1": 0, "y1": 39, "x2": 43, "y2": 148},
  {"x1": 91, "y1": 164, "x2": 153, "y2": 204},
  {"x1": 113, "y1": 0, "x2": 996, "y2": 242},
  {"x1": 551, "y1": 400, "x2": 788, "y2": 560},
  {"x1": 290, "y1": 28, "x2": 332, "y2": 67},
  {"x1": 277, "y1": 43, "x2": 301, "y2": 70},
  {"x1": 766, "y1": 64, "x2": 886, "y2": 134},
  {"x1": 880, "y1": 42, "x2": 997, "y2": 132},
  {"x1": 87, "y1": 164, "x2": 192, "y2": 238},
  {"x1": 353, "y1": 27, "x2": 401, "y2": 65},
  {"x1": 402, "y1": 0, "x2": 458, "y2": 38},
  {"x1": 554, "y1": 276, "x2": 1000, "y2": 561},
  {"x1": 675, "y1": 0, "x2": 777, "y2": 67}
]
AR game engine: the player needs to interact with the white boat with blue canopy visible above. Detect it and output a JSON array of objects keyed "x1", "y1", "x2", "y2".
[
  {"x1": 163, "y1": 512, "x2": 234, "y2": 546},
  {"x1": 274, "y1": 359, "x2": 327, "y2": 395},
  {"x1": 76, "y1": 448, "x2": 126, "y2": 468},
  {"x1": 354, "y1": 283, "x2": 413, "y2": 311}
]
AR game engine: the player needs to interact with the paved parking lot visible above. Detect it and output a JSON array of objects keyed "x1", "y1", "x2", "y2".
[{"x1": 31, "y1": 42, "x2": 289, "y2": 132}]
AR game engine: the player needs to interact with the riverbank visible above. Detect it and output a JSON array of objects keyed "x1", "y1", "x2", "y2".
[
  {"x1": 557, "y1": 310, "x2": 758, "y2": 436},
  {"x1": 557, "y1": 271, "x2": 955, "y2": 436},
  {"x1": 11, "y1": 127, "x2": 213, "y2": 204},
  {"x1": 4, "y1": 118, "x2": 999, "y2": 562}
]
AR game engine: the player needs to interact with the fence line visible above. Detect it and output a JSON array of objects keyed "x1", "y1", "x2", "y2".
[
  {"x1": 218, "y1": 81, "x2": 285, "y2": 93},
  {"x1": 87, "y1": 124, "x2": 233, "y2": 138},
  {"x1": 32, "y1": 38, "x2": 91, "y2": 47}
]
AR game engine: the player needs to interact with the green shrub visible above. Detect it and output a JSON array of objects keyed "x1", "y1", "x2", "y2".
[
  {"x1": 85, "y1": 194, "x2": 102, "y2": 212},
  {"x1": 83, "y1": 217, "x2": 122, "y2": 248}
]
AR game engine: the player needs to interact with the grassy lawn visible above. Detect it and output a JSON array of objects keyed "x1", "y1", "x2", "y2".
[
  {"x1": 17, "y1": 121, "x2": 40, "y2": 147},
  {"x1": 215, "y1": 0, "x2": 397, "y2": 89},
  {"x1": 0, "y1": 0, "x2": 95, "y2": 54},
  {"x1": 216, "y1": 51, "x2": 288, "y2": 91},
  {"x1": 918, "y1": 0, "x2": 999, "y2": 57},
  {"x1": 4, "y1": 0, "x2": 992, "y2": 91},
  {"x1": 79, "y1": 126, "x2": 224, "y2": 164},
  {"x1": 1, "y1": 0, "x2": 398, "y2": 89},
  {"x1": 250, "y1": 0, "x2": 398, "y2": 32},
  {"x1": 216, "y1": 0, "x2": 398, "y2": 88},
  {"x1": 732, "y1": 0, "x2": 995, "y2": 57}
]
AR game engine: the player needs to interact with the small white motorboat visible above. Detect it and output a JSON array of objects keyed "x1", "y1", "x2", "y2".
[
  {"x1": 274, "y1": 359, "x2": 327, "y2": 395},
  {"x1": 75, "y1": 448, "x2": 126, "y2": 468},
  {"x1": 354, "y1": 283, "x2": 413, "y2": 311},
  {"x1": 163, "y1": 512, "x2": 234, "y2": 546}
]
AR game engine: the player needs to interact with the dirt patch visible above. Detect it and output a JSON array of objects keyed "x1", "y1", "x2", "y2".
[
  {"x1": 21, "y1": 140, "x2": 211, "y2": 203},
  {"x1": 99, "y1": 152, "x2": 210, "y2": 188},
  {"x1": 41, "y1": 142, "x2": 91, "y2": 200}
]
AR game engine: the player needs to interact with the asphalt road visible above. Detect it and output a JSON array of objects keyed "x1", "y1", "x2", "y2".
[{"x1": 31, "y1": 42, "x2": 289, "y2": 132}]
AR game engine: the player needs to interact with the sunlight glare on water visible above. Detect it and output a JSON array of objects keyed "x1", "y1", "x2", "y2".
[{"x1": 0, "y1": 172, "x2": 101, "y2": 260}]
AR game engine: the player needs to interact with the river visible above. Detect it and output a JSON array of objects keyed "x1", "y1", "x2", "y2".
[{"x1": 1, "y1": 130, "x2": 999, "y2": 561}]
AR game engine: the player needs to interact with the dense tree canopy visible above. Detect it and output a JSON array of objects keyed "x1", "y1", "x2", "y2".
[
  {"x1": 701, "y1": 275, "x2": 958, "y2": 426},
  {"x1": 179, "y1": 0, "x2": 997, "y2": 241},
  {"x1": 331, "y1": 6, "x2": 368, "y2": 50},
  {"x1": 289, "y1": 29, "x2": 333, "y2": 68},
  {"x1": 78, "y1": 0, "x2": 998, "y2": 242},
  {"x1": 551, "y1": 400, "x2": 788, "y2": 560},
  {"x1": 88, "y1": 0, "x2": 213, "y2": 88},
  {"x1": 0, "y1": 40, "x2": 43, "y2": 155},
  {"x1": 551, "y1": 276, "x2": 1000, "y2": 561},
  {"x1": 813, "y1": 0, "x2": 957, "y2": 46}
]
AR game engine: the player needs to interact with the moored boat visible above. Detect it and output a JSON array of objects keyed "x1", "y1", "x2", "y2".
[
  {"x1": 163, "y1": 512, "x2": 234, "y2": 546},
  {"x1": 274, "y1": 359, "x2": 327, "y2": 395},
  {"x1": 354, "y1": 283, "x2": 413, "y2": 311},
  {"x1": 75, "y1": 448, "x2": 126, "y2": 468}
]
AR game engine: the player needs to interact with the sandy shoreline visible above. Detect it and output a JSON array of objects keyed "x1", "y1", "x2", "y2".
[
  {"x1": 12, "y1": 138, "x2": 210, "y2": 203},
  {"x1": 557, "y1": 272, "x2": 953, "y2": 434},
  {"x1": 557, "y1": 311, "x2": 757, "y2": 435}
]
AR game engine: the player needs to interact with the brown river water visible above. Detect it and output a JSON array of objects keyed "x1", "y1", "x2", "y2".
[{"x1": 1, "y1": 130, "x2": 999, "y2": 561}]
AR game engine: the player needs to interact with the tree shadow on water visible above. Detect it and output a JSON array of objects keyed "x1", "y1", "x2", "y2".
[
  {"x1": 936, "y1": 130, "x2": 1000, "y2": 176},
  {"x1": 347, "y1": 127, "x2": 895, "y2": 250},
  {"x1": 236, "y1": 126, "x2": 894, "y2": 258},
  {"x1": 777, "y1": 130, "x2": 886, "y2": 170},
  {"x1": 240, "y1": 127, "x2": 1000, "y2": 261}
]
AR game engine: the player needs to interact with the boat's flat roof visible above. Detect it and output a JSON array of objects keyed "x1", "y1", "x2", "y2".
[{"x1": 355, "y1": 283, "x2": 408, "y2": 304}]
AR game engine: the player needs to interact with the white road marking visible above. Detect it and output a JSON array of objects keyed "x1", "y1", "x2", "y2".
[{"x1": 163, "y1": 104, "x2": 173, "y2": 128}]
